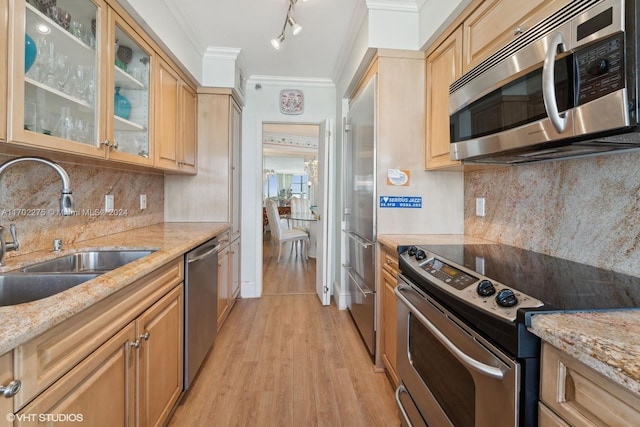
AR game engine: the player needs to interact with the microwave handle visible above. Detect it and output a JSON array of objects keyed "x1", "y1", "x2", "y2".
[{"x1": 542, "y1": 32, "x2": 568, "y2": 133}]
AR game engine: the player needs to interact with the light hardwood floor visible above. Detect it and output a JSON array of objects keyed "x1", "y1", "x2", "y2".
[{"x1": 167, "y1": 233, "x2": 400, "y2": 426}]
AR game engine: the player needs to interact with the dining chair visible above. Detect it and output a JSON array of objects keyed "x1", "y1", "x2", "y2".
[{"x1": 265, "y1": 199, "x2": 309, "y2": 262}]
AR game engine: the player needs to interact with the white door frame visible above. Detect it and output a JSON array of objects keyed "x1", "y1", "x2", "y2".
[{"x1": 254, "y1": 114, "x2": 335, "y2": 298}]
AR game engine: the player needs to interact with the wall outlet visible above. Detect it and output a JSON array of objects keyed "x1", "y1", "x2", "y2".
[
  {"x1": 140, "y1": 194, "x2": 147, "y2": 210},
  {"x1": 475, "y1": 197, "x2": 486, "y2": 217},
  {"x1": 105, "y1": 194, "x2": 114, "y2": 213}
]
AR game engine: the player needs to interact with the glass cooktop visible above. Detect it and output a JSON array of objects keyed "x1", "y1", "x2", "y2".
[{"x1": 416, "y1": 244, "x2": 640, "y2": 312}]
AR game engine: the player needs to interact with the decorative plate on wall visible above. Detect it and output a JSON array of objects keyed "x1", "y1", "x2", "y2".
[{"x1": 280, "y1": 89, "x2": 304, "y2": 115}]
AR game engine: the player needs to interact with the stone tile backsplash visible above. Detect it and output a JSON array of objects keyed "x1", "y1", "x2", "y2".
[
  {"x1": 464, "y1": 151, "x2": 640, "y2": 277},
  {"x1": 0, "y1": 154, "x2": 163, "y2": 259}
]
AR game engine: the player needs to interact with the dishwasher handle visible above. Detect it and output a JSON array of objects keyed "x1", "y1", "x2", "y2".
[{"x1": 187, "y1": 244, "x2": 220, "y2": 264}]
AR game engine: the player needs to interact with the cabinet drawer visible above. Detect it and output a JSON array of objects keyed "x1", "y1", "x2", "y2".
[
  {"x1": 538, "y1": 402, "x2": 570, "y2": 427},
  {"x1": 381, "y1": 249, "x2": 398, "y2": 276},
  {"x1": 540, "y1": 343, "x2": 640, "y2": 426},
  {"x1": 13, "y1": 259, "x2": 183, "y2": 410}
]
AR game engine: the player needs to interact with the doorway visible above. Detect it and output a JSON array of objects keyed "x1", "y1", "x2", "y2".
[{"x1": 260, "y1": 121, "x2": 332, "y2": 303}]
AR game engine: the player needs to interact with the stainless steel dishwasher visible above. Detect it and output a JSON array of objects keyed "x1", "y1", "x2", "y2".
[{"x1": 184, "y1": 237, "x2": 220, "y2": 390}]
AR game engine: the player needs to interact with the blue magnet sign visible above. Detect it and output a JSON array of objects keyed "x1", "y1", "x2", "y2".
[{"x1": 380, "y1": 196, "x2": 422, "y2": 208}]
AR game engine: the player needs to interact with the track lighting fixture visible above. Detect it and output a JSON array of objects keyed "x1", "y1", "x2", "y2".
[{"x1": 270, "y1": 0, "x2": 304, "y2": 49}]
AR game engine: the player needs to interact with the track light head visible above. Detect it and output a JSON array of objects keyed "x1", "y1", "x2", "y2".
[
  {"x1": 271, "y1": 33, "x2": 285, "y2": 49},
  {"x1": 287, "y1": 15, "x2": 302, "y2": 35}
]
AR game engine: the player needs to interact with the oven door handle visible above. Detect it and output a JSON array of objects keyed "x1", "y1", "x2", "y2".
[
  {"x1": 395, "y1": 385, "x2": 415, "y2": 427},
  {"x1": 396, "y1": 284, "x2": 505, "y2": 380}
]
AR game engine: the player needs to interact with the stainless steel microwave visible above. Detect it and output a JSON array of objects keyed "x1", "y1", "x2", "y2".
[{"x1": 449, "y1": 0, "x2": 640, "y2": 164}]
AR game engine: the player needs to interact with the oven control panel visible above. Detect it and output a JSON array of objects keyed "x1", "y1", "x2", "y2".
[{"x1": 401, "y1": 247, "x2": 543, "y2": 322}]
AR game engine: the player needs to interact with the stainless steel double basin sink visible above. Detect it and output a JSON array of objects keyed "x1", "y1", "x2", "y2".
[{"x1": 0, "y1": 250, "x2": 155, "y2": 306}]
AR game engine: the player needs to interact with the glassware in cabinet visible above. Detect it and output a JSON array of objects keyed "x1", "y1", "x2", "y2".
[
  {"x1": 106, "y1": 15, "x2": 152, "y2": 165},
  {"x1": 13, "y1": 0, "x2": 105, "y2": 156}
]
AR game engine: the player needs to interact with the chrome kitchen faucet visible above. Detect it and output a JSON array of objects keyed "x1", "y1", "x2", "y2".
[{"x1": 0, "y1": 157, "x2": 75, "y2": 265}]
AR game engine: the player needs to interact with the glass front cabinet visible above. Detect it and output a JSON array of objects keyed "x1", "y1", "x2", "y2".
[{"x1": 9, "y1": 0, "x2": 154, "y2": 167}]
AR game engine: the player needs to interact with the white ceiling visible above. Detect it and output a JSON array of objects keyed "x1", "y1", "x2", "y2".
[{"x1": 165, "y1": 0, "x2": 376, "y2": 81}]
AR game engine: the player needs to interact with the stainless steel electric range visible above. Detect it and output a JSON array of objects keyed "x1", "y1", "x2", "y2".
[{"x1": 394, "y1": 243, "x2": 640, "y2": 427}]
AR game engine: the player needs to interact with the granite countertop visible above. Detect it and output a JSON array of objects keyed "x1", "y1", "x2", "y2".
[
  {"x1": 377, "y1": 234, "x2": 494, "y2": 250},
  {"x1": 378, "y1": 234, "x2": 640, "y2": 397},
  {"x1": 529, "y1": 311, "x2": 640, "y2": 395},
  {"x1": 0, "y1": 222, "x2": 229, "y2": 355}
]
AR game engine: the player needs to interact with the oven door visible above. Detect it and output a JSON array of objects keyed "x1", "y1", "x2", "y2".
[{"x1": 395, "y1": 275, "x2": 519, "y2": 427}]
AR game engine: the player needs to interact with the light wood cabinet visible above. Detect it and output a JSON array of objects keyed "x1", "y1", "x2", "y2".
[
  {"x1": 12, "y1": 259, "x2": 183, "y2": 427},
  {"x1": 217, "y1": 237, "x2": 231, "y2": 329},
  {"x1": 154, "y1": 58, "x2": 196, "y2": 174},
  {"x1": 379, "y1": 245, "x2": 399, "y2": 387},
  {"x1": 425, "y1": 26, "x2": 463, "y2": 170},
  {"x1": 462, "y1": 0, "x2": 571, "y2": 73},
  {"x1": 0, "y1": 0, "x2": 8, "y2": 143},
  {"x1": 0, "y1": 352, "x2": 15, "y2": 427},
  {"x1": 136, "y1": 283, "x2": 183, "y2": 427},
  {"x1": 4, "y1": 0, "x2": 196, "y2": 173},
  {"x1": 15, "y1": 284, "x2": 182, "y2": 427},
  {"x1": 539, "y1": 342, "x2": 640, "y2": 426},
  {"x1": 15, "y1": 323, "x2": 136, "y2": 427}
]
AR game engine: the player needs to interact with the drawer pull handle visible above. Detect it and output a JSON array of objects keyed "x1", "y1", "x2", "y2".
[{"x1": 1, "y1": 380, "x2": 21, "y2": 398}]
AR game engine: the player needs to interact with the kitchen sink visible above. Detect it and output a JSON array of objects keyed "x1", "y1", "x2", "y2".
[
  {"x1": 0, "y1": 273, "x2": 100, "y2": 306},
  {"x1": 19, "y1": 250, "x2": 155, "y2": 274}
]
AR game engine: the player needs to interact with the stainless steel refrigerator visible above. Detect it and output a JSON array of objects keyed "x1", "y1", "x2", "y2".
[{"x1": 343, "y1": 76, "x2": 376, "y2": 358}]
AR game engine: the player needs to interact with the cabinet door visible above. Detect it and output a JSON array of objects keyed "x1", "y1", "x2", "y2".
[
  {"x1": 463, "y1": 0, "x2": 571, "y2": 72},
  {"x1": 230, "y1": 237, "x2": 240, "y2": 300},
  {"x1": 217, "y1": 244, "x2": 230, "y2": 329},
  {"x1": 15, "y1": 323, "x2": 136, "y2": 427},
  {"x1": 179, "y1": 82, "x2": 197, "y2": 173},
  {"x1": 10, "y1": 0, "x2": 106, "y2": 157},
  {"x1": 0, "y1": 352, "x2": 14, "y2": 427},
  {"x1": 137, "y1": 284, "x2": 183, "y2": 427},
  {"x1": 230, "y1": 98, "x2": 242, "y2": 240},
  {"x1": 425, "y1": 26, "x2": 462, "y2": 170},
  {"x1": 154, "y1": 58, "x2": 180, "y2": 171},
  {"x1": 0, "y1": 1, "x2": 7, "y2": 142},
  {"x1": 105, "y1": 9, "x2": 153, "y2": 167},
  {"x1": 381, "y1": 268, "x2": 398, "y2": 387}
]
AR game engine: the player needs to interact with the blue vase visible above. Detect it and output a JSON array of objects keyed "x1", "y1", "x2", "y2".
[
  {"x1": 25, "y1": 34, "x2": 37, "y2": 73},
  {"x1": 114, "y1": 87, "x2": 131, "y2": 119}
]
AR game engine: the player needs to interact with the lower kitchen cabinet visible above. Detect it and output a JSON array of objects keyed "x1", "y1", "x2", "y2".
[
  {"x1": 0, "y1": 352, "x2": 14, "y2": 427},
  {"x1": 14, "y1": 284, "x2": 182, "y2": 427},
  {"x1": 10, "y1": 259, "x2": 184, "y2": 427},
  {"x1": 217, "y1": 232, "x2": 240, "y2": 330},
  {"x1": 379, "y1": 244, "x2": 399, "y2": 387},
  {"x1": 15, "y1": 323, "x2": 136, "y2": 427},
  {"x1": 539, "y1": 342, "x2": 640, "y2": 426}
]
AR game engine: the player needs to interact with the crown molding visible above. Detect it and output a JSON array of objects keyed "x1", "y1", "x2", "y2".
[
  {"x1": 203, "y1": 47, "x2": 242, "y2": 61},
  {"x1": 365, "y1": 0, "x2": 419, "y2": 12},
  {"x1": 248, "y1": 75, "x2": 335, "y2": 88}
]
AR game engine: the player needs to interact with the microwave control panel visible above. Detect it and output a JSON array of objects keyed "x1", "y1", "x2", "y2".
[{"x1": 576, "y1": 33, "x2": 624, "y2": 106}]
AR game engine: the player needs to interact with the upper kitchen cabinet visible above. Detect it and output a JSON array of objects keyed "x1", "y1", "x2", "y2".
[
  {"x1": 154, "y1": 57, "x2": 197, "y2": 174},
  {"x1": 9, "y1": 0, "x2": 107, "y2": 158},
  {"x1": 104, "y1": 9, "x2": 153, "y2": 167},
  {"x1": 463, "y1": 0, "x2": 571, "y2": 72},
  {"x1": 425, "y1": 26, "x2": 462, "y2": 170},
  {"x1": 0, "y1": 1, "x2": 8, "y2": 143}
]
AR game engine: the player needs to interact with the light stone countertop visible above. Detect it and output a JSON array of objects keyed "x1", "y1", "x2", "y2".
[
  {"x1": 377, "y1": 234, "x2": 494, "y2": 250},
  {"x1": 529, "y1": 311, "x2": 640, "y2": 395},
  {"x1": 378, "y1": 234, "x2": 640, "y2": 397},
  {"x1": 0, "y1": 222, "x2": 229, "y2": 355}
]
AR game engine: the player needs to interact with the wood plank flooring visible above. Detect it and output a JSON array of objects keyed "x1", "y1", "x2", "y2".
[{"x1": 167, "y1": 233, "x2": 400, "y2": 426}]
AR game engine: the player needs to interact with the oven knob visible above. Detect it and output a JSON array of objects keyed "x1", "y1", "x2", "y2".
[
  {"x1": 587, "y1": 58, "x2": 609, "y2": 76},
  {"x1": 408, "y1": 246, "x2": 417, "y2": 256},
  {"x1": 476, "y1": 279, "x2": 496, "y2": 297},
  {"x1": 495, "y1": 288, "x2": 518, "y2": 307},
  {"x1": 415, "y1": 250, "x2": 426, "y2": 261}
]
